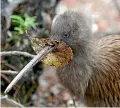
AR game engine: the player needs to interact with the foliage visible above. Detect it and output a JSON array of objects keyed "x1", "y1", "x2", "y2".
[{"x1": 10, "y1": 14, "x2": 38, "y2": 35}]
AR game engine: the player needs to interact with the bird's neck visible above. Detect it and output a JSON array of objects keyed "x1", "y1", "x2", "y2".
[
  {"x1": 72, "y1": 39, "x2": 91, "y2": 63},
  {"x1": 58, "y1": 39, "x2": 93, "y2": 96}
]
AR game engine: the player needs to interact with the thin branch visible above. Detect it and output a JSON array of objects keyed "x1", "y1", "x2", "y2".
[
  {"x1": 1, "y1": 74, "x2": 12, "y2": 83},
  {"x1": 0, "y1": 51, "x2": 35, "y2": 58},
  {"x1": 0, "y1": 95, "x2": 8, "y2": 99},
  {"x1": 1, "y1": 70, "x2": 18, "y2": 75},
  {"x1": 4, "y1": 45, "x2": 55, "y2": 94},
  {"x1": 1, "y1": 60, "x2": 18, "y2": 71},
  {"x1": 1, "y1": 95, "x2": 24, "y2": 107},
  {"x1": 1, "y1": 73, "x2": 19, "y2": 91}
]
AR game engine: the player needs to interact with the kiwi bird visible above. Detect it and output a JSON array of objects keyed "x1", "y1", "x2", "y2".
[{"x1": 50, "y1": 11, "x2": 120, "y2": 107}]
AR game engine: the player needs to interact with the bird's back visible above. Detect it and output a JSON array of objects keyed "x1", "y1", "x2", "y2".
[{"x1": 85, "y1": 35, "x2": 120, "y2": 107}]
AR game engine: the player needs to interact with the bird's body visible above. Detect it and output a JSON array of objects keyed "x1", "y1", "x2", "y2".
[
  {"x1": 85, "y1": 35, "x2": 120, "y2": 106},
  {"x1": 50, "y1": 11, "x2": 120, "y2": 107},
  {"x1": 57, "y1": 35, "x2": 120, "y2": 107}
]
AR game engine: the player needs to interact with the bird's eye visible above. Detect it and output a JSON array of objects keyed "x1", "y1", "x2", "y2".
[{"x1": 63, "y1": 32, "x2": 69, "y2": 38}]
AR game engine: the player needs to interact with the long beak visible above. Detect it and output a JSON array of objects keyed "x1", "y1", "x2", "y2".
[{"x1": 4, "y1": 45, "x2": 55, "y2": 94}]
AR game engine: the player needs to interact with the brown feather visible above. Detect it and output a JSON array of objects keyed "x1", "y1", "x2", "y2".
[
  {"x1": 85, "y1": 35, "x2": 120, "y2": 106},
  {"x1": 50, "y1": 11, "x2": 120, "y2": 107}
]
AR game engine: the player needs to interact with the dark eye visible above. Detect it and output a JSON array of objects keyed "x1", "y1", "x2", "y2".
[{"x1": 63, "y1": 32, "x2": 69, "y2": 38}]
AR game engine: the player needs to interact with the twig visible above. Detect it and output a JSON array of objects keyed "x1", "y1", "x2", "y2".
[
  {"x1": 1, "y1": 70, "x2": 18, "y2": 75},
  {"x1": 1, "y1": 95, "x2": 24, "y2": 107},
  {"x1": 1, "y1": 72, "x2": 20, "y2": 90},
  {"x1": 4, "y1": 45, "x2": 55, "y2": 93},
  {"x1": 1, "y1": 74, "x2": 12, "y2": 83},
  {"x1": 0, "y1": 95, "x2": 8, "y2": 99},
  {"x1": 1, "y1": 60, "x2": 18, "y2": 71},
  {"x1": 13, "y1": 85, "x2": 21, "y2": 100},
  {"x1": 0, "y1": 51, "x2": 35, "y2": 58}
]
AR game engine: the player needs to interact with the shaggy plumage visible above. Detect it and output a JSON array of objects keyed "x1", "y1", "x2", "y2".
[{"x1": 50, "y1": 11, "x2": 120, "y2": 107}]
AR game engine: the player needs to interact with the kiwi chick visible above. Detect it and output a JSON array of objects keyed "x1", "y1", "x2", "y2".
[{"x1": 50, "y1": 11, "x2": 120, "y2": 107}]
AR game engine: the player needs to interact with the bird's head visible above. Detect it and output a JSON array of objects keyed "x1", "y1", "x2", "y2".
[{"x1": 50, "y1": 11, "x2": 91, "y2": 55}]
